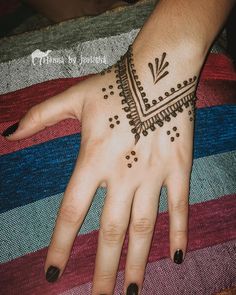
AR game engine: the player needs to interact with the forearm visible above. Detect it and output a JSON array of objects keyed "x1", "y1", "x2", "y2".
[{"x1": 134, "y1": 0, "x2": 235, "y2": 62}]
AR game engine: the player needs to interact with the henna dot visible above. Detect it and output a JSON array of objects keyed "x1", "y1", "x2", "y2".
[
  {"x1": 109, "y1": 85, "x2": 113, "y2": 89},
  {"x1": 116, "y1": 80, "x2": 120, "y2": 84},
  {"x1": 193, "y1": 76, "x2": 197, "y2": 81},
  {"x1": 172, "y1": 111, "x2": 177, "y2": 117},
  {"x1": 124, "y1": 107, "x2": 130, "y2": 112},
  {"x1": 114, "y1": 115, "x2": 118, "y2": 120},
  {"x1": 119, "y1": 92, "x2": 124, "y2": 97},
  {"x1": 104, "y1": 95, "x2": 108, "y2": 99},
  {"x1": 183, "y1": 80, "x2": 188, "y2": 85},
  {"x1": 131, "y1": 128, "x2": 137, "y2": 134},
  {"x1": 176, "y1": 133, "x2": 180, "y2": 137},
  {"x1": 173, "y1": 126, "x2": 177, "y2": 131},
  {"x1": 143, "y1": 130, "x2": 148, "y2": 136},
  {"x1": 171, "y1": 88, "x2": 175, "y2": 92},
  {"x1": 109, "y1": 118, "x2": 113, "y2": 122},
  {"x1": 157, "y1": 120, "x2": 164, "y2": 127},
  {"x1": 110, "y1": 91, "x2": 114, "y2": 95},
  {"x1": 188, "y1": 111, "x2": 192, "y2": 115},
  {"x1": 126, "y1": 155, "x2": 130, "y2": 160},
  {"x1": 165, "y1": 116, "x2": 171, "y2": 122},
  {"x1": 131, "y1": 151, "x2": 136, "y2": 155},
  {"x1": 129, "y1": 120, "x2": 134, "y2": 126},
  {"x1": 190, "y1": 117, "x2": 193, "y2": 121},
  {"x1": 139, "y1": 87, "x2": 143, "y2": 91},
  {"x1": 134, "y1": 75, "x2": 139, "y2": 80},
  {"x1": 115, "y1": 74, "x2": 119, "y2": 78},
  {"x1": 128, "y1": 163, "x2": 132, "y2": 168},
  {"x1": 177, "y1": 84, "x2": 181, "y2": 88},
  {"x1": 167, "y1": 130, "x2": 171, "y2": 135},
  {"x1": 110, "y1": 124, "x2": 114, "y2": 128},
  {"x1": 165, "y1": 92, "x2": 169, "y2": 96},
  {"x1": 118, "y1": 85, "x2": 122, "y2": 89},
  {"x1": 137, "y1": 81, "x2": 141, "y2": 86},
  {"x1": 189, "y1": 78, "x2": 193, "y2": 82},
  {"x1": 144, "y1": 98, "x2": 148, "y2": 103},
  {"x1": 127, "y1": 114, "x2": 132, "y2": 119},
  {"x1": 158, "y1": 96, "x2": 163, "y2": 101},
  {"x1": 170, "y1": 137, "x2": 175, "y2": 142},
  {"x1": 152, "y1": 100, "x2": 157, "y2": 105},
  {"x1": 102, "y1": 88, "x2": 106, "y2": 92},
  {"x1": 116, "y1": 121, "x2": 120, "y2": 125},
  {"x1": 141, "y1": 92, "x2": 146, "y2": 97},
  {"x1": 134, "y1": 157, "x2": 138, "y2": 162},
  {"x1": 150, "y1": 125, "x2": 156, "y2": 131}
]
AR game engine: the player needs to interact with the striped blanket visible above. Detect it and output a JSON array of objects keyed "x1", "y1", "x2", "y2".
[{"x1": 0, "y1": 1, "x2": 236, "y2": 294}]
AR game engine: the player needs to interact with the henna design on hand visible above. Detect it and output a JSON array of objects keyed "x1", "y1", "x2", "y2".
[
  {"x1": 148, "y1": 52, "x2": 169, "y2": 84},
  {"x1": 125, "y1": 150, "x2": 138, "y2": 168},
  {"x1": 167, "y1": 126, "x2": 180, "y2": 142},
  {"x1": 109, "y1": 115, "x2": 120, "y2": 128},
  {"x1": 102, "y1": 85, "x2": 115, "y2": 99},
  {"x1": 100, "y1": 65, "x2": 112, "y2": 75},
  {"x1": 115, "y1": 45, "x2": 197, "y2": 143}
]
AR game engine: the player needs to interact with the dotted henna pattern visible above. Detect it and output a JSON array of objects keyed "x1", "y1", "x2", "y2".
[{"x1": 125, "y1": 150, "x2": 138, "y2": 168}]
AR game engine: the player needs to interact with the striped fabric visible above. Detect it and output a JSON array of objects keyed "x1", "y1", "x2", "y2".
[{"x1": 0, "y1": 1, "x2": 236, "y2": 294}]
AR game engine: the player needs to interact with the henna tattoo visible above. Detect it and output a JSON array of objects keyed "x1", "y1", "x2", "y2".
[
  {"x1": 148, "y1": 52, "x2": 169, "y2": 84},
  {"x1": 125, "y1": 150, "x2": 138, "y2": 168},
  {"x1": 109, "y1": 115, "x2": 120, "y2": 128},
  {"x1": 102, "y1": 85, "x2": 115, "y2": 99},
  {"x1": 100, "y1": 65, "x2": 112, "y2": 76},
  {"x1": 188, "y1": 109, "x2": 195, "y2": 122},
  {"x1": 167, "y1": 126, "x2": 180, "y2": 142},
  {"x1": 115, "y1": 45, "x2": 197, "y2": 143}
]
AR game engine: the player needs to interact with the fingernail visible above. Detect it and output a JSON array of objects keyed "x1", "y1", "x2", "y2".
[
  {"x1": 46, "y1": 266, "x2": 60, "y2": 282},
  {"x1": 127, "y1": 283, "x2": 138, "y2": 295},
  {"x1": 174, "y1": 249, "x2": 183, "y2": 264},
  {"x1": 2, "y1": 122, "x2": 19, "y2": 137}
]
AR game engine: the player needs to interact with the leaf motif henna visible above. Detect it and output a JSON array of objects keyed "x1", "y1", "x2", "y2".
[{"x1": 148, "y1": 52, "x2": 169, "y2": 84}]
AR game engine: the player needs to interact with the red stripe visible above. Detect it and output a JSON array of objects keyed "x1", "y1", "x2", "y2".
[
  {"x1": 1, "y1": 54, "x2": 235, "y2": 154},
  {"x1": 1, "y1": 194, "x2": 236, "y2": 295}
]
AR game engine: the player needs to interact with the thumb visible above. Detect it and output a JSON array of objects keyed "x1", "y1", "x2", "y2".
[{"x1": 2, "y1": 85, "x2": 84, "y2": 140}]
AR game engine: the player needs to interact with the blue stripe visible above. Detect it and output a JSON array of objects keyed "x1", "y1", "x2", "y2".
[{"x1": 1, "y1": 105, "x2": 236, "y2": 213}]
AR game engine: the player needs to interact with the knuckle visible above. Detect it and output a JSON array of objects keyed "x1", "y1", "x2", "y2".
[
  {"x1": 101, "y1": 222, "x2": 126, "y2": 244},
  {"x1": 57, "y1": 205, "x2": 82, "y2": 226},
  {"x1": 132, "y1": 218, "x2": 154, "y2": 236},
  {"x1": 128, "y1": 263, "x2": 144, "y2": 274},
  {"x1": 96, "y1": 271, "x2": 115, "y2": 282},
  {"x1": 174, "y1": 229, "x2": 188, "y2": 236},
  {"x1": 27, "y1": 106, "x2": 42, "y2": 126},
  {"x1": 50, "y1": 245, "x2": 66, "y2": 256},
  {"x1": 170, "y1": 200, "x2": 189, "y2": 213}
]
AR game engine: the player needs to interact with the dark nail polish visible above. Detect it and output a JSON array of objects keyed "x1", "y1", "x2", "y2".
[
  {"x1": 46, "y1": 266, "x2": 60, "y2": 282},
  {"x1": 2, "y1": 122, "x2": 19, "y2": 137},
  {"x1": 174, "y1": 249, "x2": 183, "y2": 264},
  {"x1": 127, "y1": 283, "x2": 138, "y2": 295}
]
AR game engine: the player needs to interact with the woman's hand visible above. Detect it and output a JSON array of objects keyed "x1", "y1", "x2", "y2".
[{"x1": 3, "y1": 44, "x2": 198, "y2": 294}]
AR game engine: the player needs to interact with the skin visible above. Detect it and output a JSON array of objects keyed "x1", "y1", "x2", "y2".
[{"x1": 5, "y1": 0, "x2": 235, "y2": 294}]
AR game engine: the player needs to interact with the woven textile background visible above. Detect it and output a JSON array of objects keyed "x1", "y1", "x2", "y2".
[{"x1": 0, "y1": 1, "x2": 236, "y2": 294}]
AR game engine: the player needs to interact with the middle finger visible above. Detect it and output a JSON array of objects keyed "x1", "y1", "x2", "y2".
[{"x1": 92, "y1": 182, "x2": 135, "y2": 295}]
